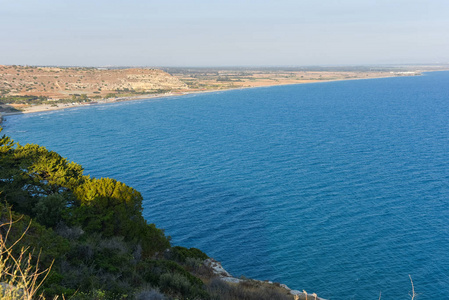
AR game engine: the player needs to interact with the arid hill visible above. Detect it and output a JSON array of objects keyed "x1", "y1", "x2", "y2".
[
  {"x1": 0, "y1": 65, "x2": 188, "y2": 99},
  {"x1": 2, "y1": 64, "x2": 448, "y2": 104}
]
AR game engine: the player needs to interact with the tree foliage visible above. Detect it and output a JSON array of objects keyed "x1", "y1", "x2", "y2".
[{"x1": 0, "y1": 128, "x2": 208, "y2": 299}]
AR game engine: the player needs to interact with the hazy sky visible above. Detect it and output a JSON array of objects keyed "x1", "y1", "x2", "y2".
[{"x1": 1, "y1": 0, "x2": 448, "y2": 67}]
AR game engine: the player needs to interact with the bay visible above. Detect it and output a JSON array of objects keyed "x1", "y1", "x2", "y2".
[{"x1": 2, "y1": 72, "x2": 449, "y2": 299}]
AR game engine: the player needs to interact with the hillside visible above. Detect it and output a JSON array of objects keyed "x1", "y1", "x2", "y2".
[
  {"x1": 0, "y1": 65, "x2": 188, "y2": 100},
  {"x1": 2, "y1": 64, "x2": 445, "y2": 118},
  {"x1": 3, "y1": 65, "x2": 445, "y2": 102},
  {"x1": 0, "y1": 129, "x2": 315, "y2": 300}
]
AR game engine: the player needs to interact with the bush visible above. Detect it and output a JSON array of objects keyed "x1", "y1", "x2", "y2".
[
  {"x1": 138, "y1": 260, "x2": 209, "y2": 299},
  {"x1": 159, "y1": 272, "x2": 192, "y2": 296},
  {"x1": 168, "y1": 246, "x2": 208, "y2": 263},
  {"x1": 135, "y1": 287, "x2": 166, "y2": 300}
]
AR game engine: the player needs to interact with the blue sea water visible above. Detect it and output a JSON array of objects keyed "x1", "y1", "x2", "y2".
[{"x1": 2, "y1": 72, "x2": 449, "y2": 299}]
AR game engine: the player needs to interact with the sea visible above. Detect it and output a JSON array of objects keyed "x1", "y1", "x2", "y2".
[{"x1": 2, "y1": 71, "x2": 449, "y2": 299}]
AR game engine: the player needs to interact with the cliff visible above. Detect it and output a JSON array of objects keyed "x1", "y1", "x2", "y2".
[
  {"x1": 0, "y1": 65, "x2": 188, "y2": 99},
  {"x1": 0, "y1": 130, "x2": 324, "y2": 299}
]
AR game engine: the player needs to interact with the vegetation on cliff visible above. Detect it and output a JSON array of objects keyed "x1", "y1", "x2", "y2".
[
  {"x1": 0, "y1": 129, "x2": 296, "y2": 300},
  {"x1": 0, "y1": 128, "x2": 209, "y2": 299}
]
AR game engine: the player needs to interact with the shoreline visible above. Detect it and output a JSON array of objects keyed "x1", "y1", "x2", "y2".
[
  {"x1": 0, "y1": 71, "x2": 434, "y2": 121},
  {"x1": 205, "y1": 258, "x2": 326, "y2": 300},
  {"x1": 0, "y1": 88, "x2": 229, "y2": 120},
  {"x1": 2, "y1": 69, "x2": 446, "y2": 298}
]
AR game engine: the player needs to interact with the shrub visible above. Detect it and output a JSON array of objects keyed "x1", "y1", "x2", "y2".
[
  {"x1": 168, "y1": 246, "x2": 208, "y2": 263},
  {"x1": 135, "y1": 287, "x2": 165, "y2": 300},
  {"x1": 138, "y1": 260, "x2": 209, "y2": 299},
  {"x1": 159, "y1": 272, "x2": 192, "y2": 296}
]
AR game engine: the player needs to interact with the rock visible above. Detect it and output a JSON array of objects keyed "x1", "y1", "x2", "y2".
[{"x1": 203, "y1": 258, "x2": 326, "y2": 299}]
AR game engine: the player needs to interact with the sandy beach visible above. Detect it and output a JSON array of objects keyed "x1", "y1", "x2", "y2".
[
  {"x1": 0, "y1": 74, "x2": 396, "y2": 119},
  {"x1": 1, "y1": 68, "x2": 445, "y2": 121},
  {"x1": 0, "y1": 91, "x2": 191, "y2": 118}
]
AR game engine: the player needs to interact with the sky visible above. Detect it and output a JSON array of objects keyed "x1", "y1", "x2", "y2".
[{"x1": 1, "y1": 0, "x2": 448, "y2": 67}]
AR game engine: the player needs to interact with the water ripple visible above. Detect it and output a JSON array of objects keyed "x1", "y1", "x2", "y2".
[{"x1": 3, "y1": 72, "x2": 449, "y2": 299}]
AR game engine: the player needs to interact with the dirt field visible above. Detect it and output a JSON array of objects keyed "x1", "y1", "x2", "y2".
[{"x1": 166, "y1": 66, "x2": 448, "y2": 91}]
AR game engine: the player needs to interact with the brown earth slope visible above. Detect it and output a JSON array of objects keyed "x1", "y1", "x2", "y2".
[{"x1": 0, "y1": 65, "x2": 188, "y2": 99}]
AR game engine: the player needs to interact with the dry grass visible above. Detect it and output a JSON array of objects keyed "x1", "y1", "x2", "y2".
[{"x1": 0, "y1": 208, "x2": 54, "y2": 300}]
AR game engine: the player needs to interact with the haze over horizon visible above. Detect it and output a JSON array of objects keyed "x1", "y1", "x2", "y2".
[{"x1": 1, "y1": 0, "x2": 448, "y2": 67}]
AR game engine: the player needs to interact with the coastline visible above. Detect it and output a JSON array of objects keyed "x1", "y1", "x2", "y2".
[
  {"x1": 0, "y1": 71, "x2": 429, "y2": 121},
  {"x1": 206, "y1": 258, "x2": 326, "y2": 300},
  {"x1": 2, "y1": 69, "x2": 447, "y2": 298},
  {"x1": 0, "y1": 89, "x2": 228, "y2": 121}
]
